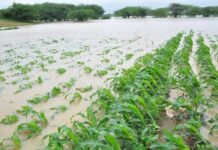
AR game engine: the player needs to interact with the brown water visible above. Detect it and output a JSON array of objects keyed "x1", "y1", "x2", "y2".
[{"x1": 1, "y1": 18, "x2": 218, "y2": 149}]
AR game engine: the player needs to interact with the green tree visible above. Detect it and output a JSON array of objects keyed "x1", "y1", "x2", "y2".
[
  {"x1": 77, "y1": 4, "x2": 104, "y2": 19},
  {"x1": 115, "y1": 7, "x2": 149, "y2": 18},
  {"x1": 169, "y1": 3, "x2": 185, "y2": 17},
  {"x1": 8, "y1": 3, "x2": 37, "y2": 21},
  {"x1": 183, "y1": 5, "x2": 201, "y2": 17},
  {"x1": 151, "y1": 8, "x2": 169, "y2": 18},
  {"x1": 202, "y1": 6, "x2": 218, "y2": 17},
  {"x1": 67, "y1": 9, "x2": 95, "y2": 21},
  {"x1": 34, "y1": 3, "x2": 75, "y2": 21}
]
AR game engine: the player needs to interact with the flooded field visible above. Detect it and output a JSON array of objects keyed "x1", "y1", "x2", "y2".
[{"x1": 1, "y1": 18, "x2": 218, "y2": 149}]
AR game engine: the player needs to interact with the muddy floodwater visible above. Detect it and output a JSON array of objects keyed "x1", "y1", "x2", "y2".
[{"x1": 1, "y1": 18, "x2": 218, "y2": 149}]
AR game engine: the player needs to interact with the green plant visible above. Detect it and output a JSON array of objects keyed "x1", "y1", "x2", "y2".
[
  {"x1": 0, "y1": 133, "x2": 21, "y2": 150},
  {"x1": 37, "y1": 76, "x2": 43, "y2": 84},
  {"x1": 125, "y1": 53, "x2": 134, "y2": 60},
  {"x1": 77, "y1": 61, "x2": 85, "y2": 65},
  {"x1": 61, "y1": 78, "x2": 76, "y2": 89},
  {"x1": 32, "y1": 112, "x2": 48, "y2": 127},
  {"x1": 84, "y1": 66, "x2": 93, "y2": 74},
  {"x1": 0, "y1": 76, "x2": 5, "y2": 82},
  {"x1": 96, "y1": 70, "x2": 108, "y2": 77},
  {"x1": 44, "y1": 33, "x2": 184, "y2": 149},
  {"x1": 0, "y1": 71, "x2": 4, "y2": 74},
  {"x1": 28, "y1": 94, "x2": 49, "y2": 104},
  {"x1": 51, "y1": 87, "x2": 62, "y2": 97},
  {"x1": 16, "y1": 121, "x2": 41, "y2": 139},
  {"x1": 76, "y1": 86, "x2": 93, "y2": 93},
  {"x1": 0, "y1": 114, "x2": 18, "y2": 124},
  {"x1": 107, "y1": 65, "x2": 116, "y2": 71},
  {"x1": 50, "y1": 105, "x2": 67, "y2": 113},
  {"x1": 101, "y1": 58, "x2": 110, "y2": 63},
  {"x1": 65, "y1": 92, "x2": 83, "y2": 103},
  {"x1": 16, "y1": 106, "x2": 35, "y2": 117},
  {"x1": 56, "y1": 68, "x2": 66, "y2": 75}
]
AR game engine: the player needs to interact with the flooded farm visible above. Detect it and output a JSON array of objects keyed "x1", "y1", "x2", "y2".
[{"x1": 1, "y1": 18, "x2": 218, "y2": 149}]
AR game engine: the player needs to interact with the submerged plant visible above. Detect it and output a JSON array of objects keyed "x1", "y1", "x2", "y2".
[
  {"x1": 44, "y1": 33, "x2": 184, "y2": 149},
  {"x1": 50, "y1": 105, "x2": 67, "y2": 113},
  {"x1": 57, "y1": 68, "x2": 66, "y2": 75},
  {"x1": 51, "y1": 87, "x2": 62, "y2": 97},
  {"x1": 37, "y1": 76, "x2": 43, "y2": 84},
  {"x1": 77, "y1": 61, "x2": 85, "y2": 65},
  {"x1": 65, "y1": 92, "x2": 83, "y2": 103},
  {"x1": 0, "y1": 133, "x2": 21, "y2": 150},
  {"x1": 84, "y1": 66, "x2": 93, "y2": 74},
  {"x1": 101, "y1": 58, "x2": 110, "y2": 63},
  {"x1": 76, "y1": 86, "x2": 93, "y2": 93},
  {"x1": 125, "y1": 53, "x2": 134, "y2": 60},
  {"x1": 28, "y1": 94, "x2": 49, "y2": 104},
  {"x1": 16, "y1": 106, "x2": 35, "y2": 117},
  {"x1": 0, "y1": 76, "x2": 5, "y2": 82},
  {"x1": 96, "y1": 70, "x2": 108, "y2": 77},
  {"x1": 0, "y1": 114, "x2": 18, "y2": 125},
  {"x1": 16, "y1": 121, "x2": 41, "y2": 139}
]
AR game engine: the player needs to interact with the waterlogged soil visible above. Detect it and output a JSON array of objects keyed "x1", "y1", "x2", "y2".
[{"x1": 0, "y1": 18, "x2": 218, "y2": 149}]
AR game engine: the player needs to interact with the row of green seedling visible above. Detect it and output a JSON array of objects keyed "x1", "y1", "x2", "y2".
[
  {"x1": 170, "y1": 32, "x2": 213, "y2": 149},
  {"x1": 44, "y1": 33, "x2": 187, "y2": 149},
  {"x1": 196, "y1": 36, "x2": 218, "y2": 101}
]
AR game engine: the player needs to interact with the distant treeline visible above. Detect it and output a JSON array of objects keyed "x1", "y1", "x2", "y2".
[
  {"x1": 0, "y1": 3, "x2": 108, "y2": 22},
  {"x1": 115, "y1": 3, "x2": 218, "y2": 18},
  {"x1": 1, "y1": 3, "x2": 218, "y2": 22}
]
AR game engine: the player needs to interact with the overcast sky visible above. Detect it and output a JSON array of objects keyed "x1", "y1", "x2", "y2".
[{"x1": 1, "y1": 0, "x2": 218, "y2": 13}]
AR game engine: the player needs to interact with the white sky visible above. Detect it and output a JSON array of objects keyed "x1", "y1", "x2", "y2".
[{"x1": 0, "y1": 0, "x2": 218, "y2": 13}]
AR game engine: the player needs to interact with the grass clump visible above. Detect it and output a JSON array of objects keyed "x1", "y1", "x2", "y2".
[
  {"x1": 0, "y1": 114, "x2": 18, "y2": 125},
  {"x1": 56, "y1": 68, "x2": 66, "y2": 75}
]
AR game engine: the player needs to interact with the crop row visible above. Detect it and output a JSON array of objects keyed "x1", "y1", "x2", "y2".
[
  {"x1": 42, "y1": 33, "x2": 183, "y2": 150},
  {"x1": 196, "y1": 36, "x2": 218, "y2": 100},
  {"x1": 170, "y1": 32, "x2": 214, "y2": 149}
]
